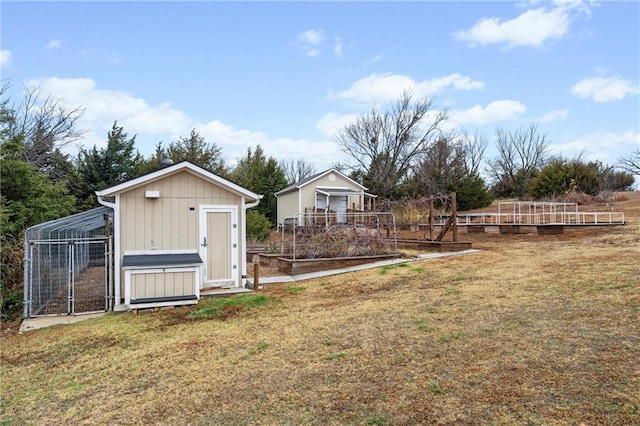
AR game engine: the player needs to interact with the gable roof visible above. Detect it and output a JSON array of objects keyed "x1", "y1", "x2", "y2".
[
  {"x1": 275, "y1": 168, "x2": 367, "y2": 196},
  {"x1": 95, "y1": 161, "x2": 262, "y2": 202}
]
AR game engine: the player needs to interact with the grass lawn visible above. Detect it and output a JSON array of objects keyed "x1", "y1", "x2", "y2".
[{"x1": 2, "y1": 194, "x2": 639, "y2": 425}]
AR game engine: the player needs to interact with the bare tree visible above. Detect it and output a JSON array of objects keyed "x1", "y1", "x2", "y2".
[
  {"x1": 1, "y1": 83, "x2": 85, "y2": 177},
  {"x1": 487, "y1": 123, "x2": 549, "y2": 198},
  {"x1": 460, "y1": 129, "x2": 488, "y2": 175},
  {"x1": 280, "y1": 158, "x2": 316, "y2": 184},
  {"x1": 410, "y1": 134, "x2": 467, "y2": 195},
  {"x1": 335, "y1": 91, "x2": 448, "y2": 198},
  {"x1": 619, "y1": 148, "x2": 640, "y2": 175}
]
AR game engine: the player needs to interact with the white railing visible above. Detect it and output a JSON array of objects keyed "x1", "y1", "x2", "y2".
[{"x1": 453, "y1": 211, "x2": 625, "y2": 226}]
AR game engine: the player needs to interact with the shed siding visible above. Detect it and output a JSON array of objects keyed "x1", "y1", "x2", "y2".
[
  {"x1": 131, "y1": 271, "x2": 195, "y2": 300},
  {"x1": 277, "y1": 190, "x2": 299, "y2": 223},
  {"x1": 118, "y1": 170, "x2": 245, "y2": 296},
  {"x1": 300, "y1": 172, "x2": 363, "y2": 213},
  {"x1": 120, "y1": 171, "x2": 241, "y2": 252}
]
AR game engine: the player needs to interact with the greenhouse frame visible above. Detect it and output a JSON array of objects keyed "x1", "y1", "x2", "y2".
[{"x1": 23, "y1": 206, "x2": 113, "y2": 318}]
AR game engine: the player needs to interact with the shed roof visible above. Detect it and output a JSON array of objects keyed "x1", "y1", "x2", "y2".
[
  {"x1": 275, "y1": 168, "x2": 367, "y2": 196},
  {"x1": 122, "y1": 252, "x2": 203, "y2": 268},
  {"x1": 95, "y1": 161, "x2": 262, "y2": 202},
  {"x1": 316, "y1": 187, "x2": 365, "y2": 196}
]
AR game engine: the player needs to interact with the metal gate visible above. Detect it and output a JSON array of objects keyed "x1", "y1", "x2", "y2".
[{"x1": 24, "y1": 237, "x2": 112, "y2": 317}]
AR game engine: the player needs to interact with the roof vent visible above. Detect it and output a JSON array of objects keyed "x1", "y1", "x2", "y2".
[{"x1": 159, "y1": 159, "x2": 174, "y2": 169}]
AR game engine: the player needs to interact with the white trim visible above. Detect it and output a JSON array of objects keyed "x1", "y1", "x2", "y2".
[
  {"x1": 199, "y1": 205, "x2": 239, "y2": 288},
  {"x1": 274, "y1": 168, "x2": 368, "y2": 196},
  {"x1": 128, "y1": 300, "x2": 199, "y2": 310},
  {"x1": 124, "y1": 266, "x2": 200, "y2": 307},
  {"x1": 298, "y1": 169, "x2": 367, "y2": 191},
  {"x1": 114, "y1": 194, "x2": 122, "y2": 310},
  {"x1": 96, "y1": 161, "x2": 260, "y2": 202},
  {"x1": 123, "y1": 249, "x2": 198, "y2": 256},
  {"x1": 241, "y1": 197, "x2": 247, "y2": 281},
  {"x1": 316, "y1": 186, "x2": 351, "y2": 190}
]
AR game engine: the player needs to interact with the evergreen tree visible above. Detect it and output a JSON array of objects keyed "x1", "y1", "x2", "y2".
[
  {"x1": 1, "y1": 135, "x2": 77, "y2": 236},
  {"x1": 228, "y1": 145, "x2": 287, "y2": 225},
  {"x1": 167, "y1": 129, "x2": 226, "y2": 174},
  {"x1": 76, "y1": 121, "x2": 143, "y2": 207}
]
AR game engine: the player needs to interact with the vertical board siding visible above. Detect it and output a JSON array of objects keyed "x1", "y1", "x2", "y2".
[
  {"x1": 120, "y1": 171, "x2": 240, "y2": 252},
  {"x1": 300, "y1": 172, "x2": 365, "y2": 213},
  {"x1": 119, "y1": 170, "x2": 243, "y2": 292},
  {"x1": 131, "y1": 271, "x2": 195, "y2": 299}
]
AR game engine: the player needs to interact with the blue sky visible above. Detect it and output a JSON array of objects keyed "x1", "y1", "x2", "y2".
[{"x1": 2, "y1": 0, "x2": 639, "y2": 178}]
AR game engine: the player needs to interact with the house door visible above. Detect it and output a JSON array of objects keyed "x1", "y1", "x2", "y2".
[
  {"x1": 329, "y1": 196, "x2": 348, "y2": 223},
  {"x1": 199, "y1": 206, "x2": 238, "y2": 288}
]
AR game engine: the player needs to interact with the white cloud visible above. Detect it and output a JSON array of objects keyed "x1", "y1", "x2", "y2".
[
  {"x1": 449, "y1": 100, "x2": 527, "y2": 126},
  {"x1": 298, "y1": 29, "x2": 324, "y2": 45},
  {"x1": 297, "y1": 29, "x2": 325, "y2": 57},
  {"x1": 362, "y1": 55, "x2": 384, "y2": 68},
  {"x1": 329, "y1": 72, "x2": 485, "y2": 104},
  {"x1": 45, "y1": 39, "x2": 63, "y2": 50},
  {"x1": 334, "y1": 37, "x2": 343, "y2": 57},
  {"x1": 315, "y1": 112, "x2": 360, "y2": 138},
  {"x1": 571, "y1": 76, "x2": 640, "y2": 102},
  {"x1": 0, "y1": 50, "x2": 11, "y2": 66},
  {"x1": 24, "y1": 77, "x2": 192, "y2": 149},
  {"x1": 19, "y1": 77, "x2": 344, "y2": 170},
  {"x1": 550, "y1": 131, "x2": 640, "y2": 162},
  {"x1": 79, "y1": 48, "x2": 121, "y2": 64},
  {"x1": 536, "y1": 109, "x2": 568, "y2": 122},
  {"x1": 197, "y1": 120, "x2": 344, "y2": 170},
  {"x1": 452, "y1": 1, "x2": 588, "y2": 48}
]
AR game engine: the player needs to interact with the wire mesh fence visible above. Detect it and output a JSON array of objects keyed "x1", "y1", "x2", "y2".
[
  {"x1": 23, "y1": 207, "x2": 113, "y2": 317},
  {"x1": 280, "y1": 212, "x2": 398, "y2": 260}
]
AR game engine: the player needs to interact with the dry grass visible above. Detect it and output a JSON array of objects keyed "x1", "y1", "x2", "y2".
[{"x1": 2, "y1": 194, "x2": 640, "y2": 425}]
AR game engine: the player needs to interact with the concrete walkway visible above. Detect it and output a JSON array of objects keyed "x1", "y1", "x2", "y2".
[
  {"x1": 19, "y1": 312, "x2": 107, "y2": 333},
  {"x1": 18, "y1": 249, "x2": 481, "y2": 332},
  {"x1": 256, "y1": 249, "x2": 482, "y2": 285}
]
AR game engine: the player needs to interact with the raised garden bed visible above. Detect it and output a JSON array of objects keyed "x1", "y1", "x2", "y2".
[
  {"x1": 395, "y1": 239, "x2": 472, "y2": 252},
  {"x1": 277, "y1": 254, "x2": 401, "y2": 275},
  {"x1": 248, "y1": 251, "x2": 401, "y2": 275}
]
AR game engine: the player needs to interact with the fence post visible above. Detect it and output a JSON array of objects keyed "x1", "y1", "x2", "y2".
[
  {"x1": 451, "y1": 192, "x2": 458, "y2": 242},
  {"x1": 253, "y1": 262, "x2": 260, "y2": 290}
]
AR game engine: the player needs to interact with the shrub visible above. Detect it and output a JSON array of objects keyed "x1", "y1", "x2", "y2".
[{"x1": 246, "y1": 209, "x2": 273, "y2": 240}]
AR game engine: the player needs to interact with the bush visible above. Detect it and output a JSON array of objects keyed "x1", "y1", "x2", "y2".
[
  {"x1": 246, "y1": 209, "x2": 273, "y2": 240},
  {"x1": 0, "y1": 236, "x2": 24, "y2": 321}
]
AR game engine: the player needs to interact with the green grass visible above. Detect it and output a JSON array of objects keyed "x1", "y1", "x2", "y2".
[
  {"x1": 414, "y1": 319, "x2": 428, "y2": 331},
  {"x1": 324, "y1": 352, "x2": 346, "y2": 361},
  {"x1": 428, "y1": 379, "x2": 444, "y2": 394},
  {"x1": 365, "y1": 414, "x2": 387, "y2": 425},
  {"x1": 379, "y1": 263, "x2": 409, "y2": 275},
  {"x1": 187, "y1": 294, "x2": 269, "y2": 319},
  {"x1": 439, "y1": 332, "x2": 466, "y2": 343},
  {"x1": 286, "y1": 286, "x2": 306, "y2": 294},
  {"x1": 248, "y1": 342, "x2": 271, "y2": 355}
]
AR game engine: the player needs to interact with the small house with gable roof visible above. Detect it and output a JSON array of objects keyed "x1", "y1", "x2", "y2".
[{"x1": 274, "y1": 168, "x2": 376, "y2": 227}]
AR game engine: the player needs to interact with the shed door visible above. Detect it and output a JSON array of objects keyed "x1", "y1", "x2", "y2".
[
  {"x1": 199, "y1": 206, "x2": 238, "y2": 288},
  {"x1": 329, "y1": 196, "x2": 348, "y2": 223}
]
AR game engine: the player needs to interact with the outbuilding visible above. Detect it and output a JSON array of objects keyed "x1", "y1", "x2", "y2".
[
  {"x1": 96, "y1": 161, "x2": 262, "y2": 311},
  {"x1": 274, "y1": 168, "x2": 376, "y2": 227}
]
